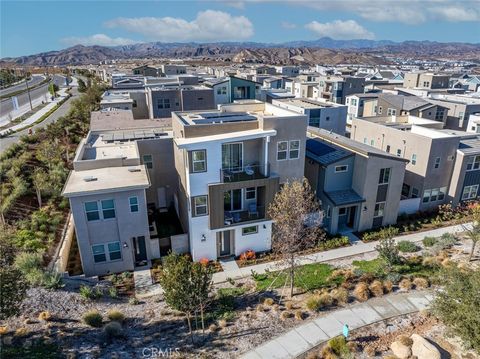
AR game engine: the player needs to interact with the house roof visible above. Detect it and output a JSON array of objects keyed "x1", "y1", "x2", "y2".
[
  {"x1": 379, "y1": 94, "x2": 434, "y2": 111},
  {"x1": 306, "y1": 138, "x2": 353, "y2": 166},
  {"x1": 325, "y1": 189, "x2": 365, "y2": 206}
]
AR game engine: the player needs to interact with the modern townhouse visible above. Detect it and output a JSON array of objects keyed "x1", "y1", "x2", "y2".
[
  {"x1": 403, "y1": 72, "x2": 451, "y2": 89},
  {"x1": 345, "y1": 93, "x2": 379, "y2": 125},
  {"x1": 100, "y1": 92, "x2": 134, "y2": 112},
  {"x1": 171, "y1": 101, "x2": 308, "y2": 261},
  {"x1": 133, "y1": 65, "x2": 159, "y2": 77},
  {"x1": 317, "y1": 75, "x2": 366, "y2": 104},
  {"x1": 204, "y1": 76, "x2": 260, "y2": 106},
  {"x1": 62, "y1": 110, "x2": 183, "y2": 277},
  {"x1": 351, "y1": 115, "x2": 463, "y2": 212},
  {"x1": 305, "y1": 128, "x2": 407, "y2": 234},
  {"x1": 146, "y1": 85, "x2": 214, "y2": 119},
  {"x1": 272, "y1": 98, "x2": 347, "y2": 135},
  {"x1": 160, "y1": 64, "x2": 187, "y2": 76},
  {"x1": 427, "y1": 94, "x2": 480, "y2": 131},
  {"x1": 275, "y1": 66, "x2": 300, "y2": 77}
]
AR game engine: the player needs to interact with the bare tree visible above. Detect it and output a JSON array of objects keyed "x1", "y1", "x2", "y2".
[
  {"x1": 463, "y1": 203, "x2": 480, "y2": 261},
  {"x1": 32, "y1": 168, "x2": 49, "y2": 208},
  {"x1": 267, "y1": 178, "x2": 324, "y2": 298}
]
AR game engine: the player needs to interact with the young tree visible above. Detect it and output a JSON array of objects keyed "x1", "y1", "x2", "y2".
[
  {"x1": 375, "y1": 227, "x2": 400, "y2": 271},
  {"x1": 464, "y1": 204, "x2": 480, "y2": 261},
  {"x1": 432, "y1": 267, "x2": 480, "y2": 353},
  {"x1": 267, "y1": 178, "x2": 324, "y2": 298},
  {"x1": 32, "y1": 168, "x2": 49, "y2": 208},
  {"x1": 191, "y1": 261, "x2": 213, "y2": 333},
  {"x1": 0, "y1": 227, "x2": 28, "y2": 319},
  {"x1": 48, "y1": 83, "x2": 59, "y2": 97},
  {"x1": 77, "y1": 78, "x2": 87, "y2": 93}
]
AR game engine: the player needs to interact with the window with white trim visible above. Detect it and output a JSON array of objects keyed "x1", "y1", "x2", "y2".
[
  {"x1": 434, "y1": 157, "x2": 441, "y2": 169},
  {"x1": 92, "y1": 244, "x2": 106, "y2": 263},
  {"x1": 387, "y1": 108, "x2": 397, "y2": 116},
  {"x1": 245, "y1": 187, "x2": 256, "y2": 200},
  {"x1": 85, "y1": 201, "x2": 100, "y2": 221},
  {"x1": 462, "y1": 185, "x2": 479, "y2": 200},
  {"x1": 129, "y1": 197, "x2": 139, "y2": 213},
  {"x1": 386, "y1": 145, "x2": 391, "y2": 153},
  {"x1": 411, "y1": 154, "x2": 417, "y2": 165},
  {"x1": 466, "y1": 155, "x2": 480, "y2": 171},
  {"x1": 379, "y1": 168, "x2": 391, "y2": 184},
  {"x1": 378, "y1": 106, "x2": 383, "y2": 114},
  {"x1": 157, "y1": 98, "x2": 170, "y2": 109},
  {"x1": 108, "y1": 242, "x2": 122, "y2": 261},
  {"x1": 142, "y1": 154, "x2": 153, "y2": 169},
  {"x1": 242, "y1": 225, "x2": 258, "y2": 235},
  {"x1": 277, "y1": 141, "x2": 288, "y2": 160},
  {"x1": 101, "y1": 199, "x2": 116, "y2": 219},
  {"x1": 289, "y1": 140, "x2": 300, "y2": 159},
  {"x1": 191, "y1": 150, "x2": 207, "y2": 173},
  {"x1": 374, "y1": 202, "x2": 385, "y2": 217},
  {"x1": 193, "y1": 196, "x2": 208, "y2": 216},
  {"x1": 396, "y1": 149, "x2": 402, "y2": 157},
  {"x1": 370, "y1": 139, "x2": 375, "y2": 146},
  {"x1": 335, "y1": 165, "x2": 348, "y2": 173}
]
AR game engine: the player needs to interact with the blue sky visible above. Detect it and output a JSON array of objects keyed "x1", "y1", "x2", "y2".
[{"x1": 1, "y1": 0, "x2": 479, "y2": 57}]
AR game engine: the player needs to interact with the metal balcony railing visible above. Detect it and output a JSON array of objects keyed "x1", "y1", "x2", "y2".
[{"x1": 220, "y1": 163, "x2": 270, "y2": 183}]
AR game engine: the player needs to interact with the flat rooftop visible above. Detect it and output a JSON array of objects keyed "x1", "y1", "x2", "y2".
[
  {"x1": 177, "y1": 111, "x2": 258, "y2": 125},
  {"x1": 90, "y1": 109, "x2": 171, "y2": 132},
  {"x1": 62, "y1": 165, "x2": 150, "y2": 197},
  {"x1": 82, "y1": 143, "x2": 138, "y2": 161},
  {"x1": 276, "y1": 98, "x2": 341, "y2": 109}
]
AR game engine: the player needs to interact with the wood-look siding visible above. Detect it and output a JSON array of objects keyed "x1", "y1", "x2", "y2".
[{"x1": 208, "y1": 176, "x2": 280, "y2": 230}]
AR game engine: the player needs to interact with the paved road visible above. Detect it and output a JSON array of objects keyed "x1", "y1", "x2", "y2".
[
  {"x1": 0, "y1": 86, "x2": 79, "y2": 154},
  {"x1": 0, "y1": 75, "x2": 66, "y2": 117},
  {"x1": 0, "y1": 75, "x2": 45, "y2": 97}
]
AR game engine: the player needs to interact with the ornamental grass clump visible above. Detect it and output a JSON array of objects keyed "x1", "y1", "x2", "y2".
[{"x1": 354, "y1": 282, "x2": 370, "y2": 302}]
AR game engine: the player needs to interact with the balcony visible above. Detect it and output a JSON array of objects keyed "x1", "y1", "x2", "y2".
[
  {"x1": 220, "y1": 163, "x2": 270, "y2": 183},
  {"x1": 224, "y1": 205, "x2": 266, "y2": 226}
]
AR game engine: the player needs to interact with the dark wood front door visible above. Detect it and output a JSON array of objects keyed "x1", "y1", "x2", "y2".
[{"x1": 133, "y1": 236, "x2": 147, "y2": 265}]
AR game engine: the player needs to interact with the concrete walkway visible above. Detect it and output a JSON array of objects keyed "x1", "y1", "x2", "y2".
[
  {"x1": 241, "y1": 291, "x2": 434, "y2": 359},
  {"x1": 133, "y1": 267, "x2": 163, "y2": 299},
  {"x1": 212, "y1": 222, "x2": 471, "y2": 284}
]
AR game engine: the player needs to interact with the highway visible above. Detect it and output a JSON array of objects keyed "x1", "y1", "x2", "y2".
[
  {"x1": 0, "y1": 75, "x2": 45, "y2": 97},
  {"x1": 0, "y1": 75, "x2": 66, "y2": 117}
]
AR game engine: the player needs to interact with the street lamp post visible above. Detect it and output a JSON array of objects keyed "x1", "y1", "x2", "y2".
[{"x1": 25, "y1": 77, "x2": 33, "y2": 110}]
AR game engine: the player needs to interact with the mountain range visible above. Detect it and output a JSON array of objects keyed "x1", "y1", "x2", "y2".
[{"x1": 2, "y1": 37, "x2": 479, "y2": 66}]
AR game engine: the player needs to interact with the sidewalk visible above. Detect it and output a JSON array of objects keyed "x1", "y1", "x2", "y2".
[
  {"x1": 241, "y1": 291, "x2": 433, "y2": 359},
  {"x1": 0, "y1": 87, "x2": 69, "y2": 135},
  {"x1": 211, "y1": 222, "x2": 471, "y2": 284}
]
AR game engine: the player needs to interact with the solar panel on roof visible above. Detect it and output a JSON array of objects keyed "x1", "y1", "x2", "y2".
[{"x1": 306, "y1": 139, "x2": 336, "y2": 157}]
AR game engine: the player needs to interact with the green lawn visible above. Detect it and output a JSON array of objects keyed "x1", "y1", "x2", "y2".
[
  {"x1": 254, "y1": 263, "x2": 341, "y2": 292},
  {"x1": 352, "y1": 258, "x2": 386, "y2": 275},
  {"x1": 353, "y1": 258, "x2": 439, "y2": 279}
]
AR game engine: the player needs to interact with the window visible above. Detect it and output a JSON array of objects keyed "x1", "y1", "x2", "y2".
[
  {"x1": 379, "y1": 168, "x2": 391, "y2": 184},
  {"x1": 193, "y1": 196, "x2": 208, "y2": 216},
  {"x1": 378, "y1": 106, "x2": 383, "y2": 114},
  {"x1": 132, "y1": 100, "x2": 137, "y2": 108},
  {"x1": 335, "y1": 165, "x2": 348, "y2": 173},
  {"x1": 245, "y1": 187, "x2": 256, "y2": 200},
  {"x1": 411, "y1": 154, "x2": 417, "y2": 165},
  {"x1": 447, "y1": 155, "x2": 454, "y2": 161},
  {"x1": 423, "y1": 81, "x2": 430, "y2": 87},
  {"x1": 85, "y1": 201, "x2": 100, "y2": 221},
  {"x1": 435, "y1": 109, "x2": 444, "y2": 121},
  {"x1": 466, "y1": 155, "x2": 480, "y2": 171},
  {"x1": 363, "y1": 138, "x2": 367, "y2": 144},
  {"x1": 108, "y1": 242, "x2": 122, "y2": 261},
  {"x1": 430, "y1": 188, "x2": 439, "y2": 202},
  {"x1": 325, "y1": 116, "x2": 330, "y2": 121},
  {"x1": 370, "y1": 139, "x2": 375, "y2": 146},
  {"x1": 92, "y1": 244, "x2": 106, "y2": 263},
  {"x1": 438, "y1": 187, "x2": 446, "y2": 201},
  {"x1": 374, "y1": 202, "x2": 385, "y2": 218},
  {"x1": 326, "y1": 206, "x2": 331, "y2": 218},
  {"x1": 289, "y1": 140, "x2": 300, "y2": 159},
  {"x1": 351, "y1": 98, "x2": 357, "y2": 106},
  {"x1": 242, "y1": 225, "x2": 258, "y2": 235},
  {"x1": 387, "y1": 108, "x2": 397, "y2": 116},
  {"x1": 191, "y1": 150, "x2": 207, "y2": 173},
  {"x1": 157, "y1": 98, "x2": 170, "y2": 109},
  {"x1": 101, "y1": 199, "x2": 116, "y2": 219},
  {"x1": 277, "y1": 141, "x2": 288, "y2": 160},
  {"x1": 339, "y1": 207, "x2": 347, "y2": 216},
  {"x1": 129, "y1": 197, "x2": 139, "y2": 213},
  {"x1": 386, "y1": 145, "x2": 391, "y2": 153},
  {"x1": 412, "y1": 188, "x2": 419, "y2": 198},
  {"x1": 396, "y1": 149, "x2": 402, "y2": 157},
  {"x1": 142, "y1": 154, "x2": 153, "y2": 169},
  {"x1": 423, "y1": 189, "x2": 431, "y2": 203},
  {"x1": 434, "y1": 157, "x2": 441, "y2": 169},
  {"x1": 462, "y1": 185, "x2": 479, "y2": 200}
]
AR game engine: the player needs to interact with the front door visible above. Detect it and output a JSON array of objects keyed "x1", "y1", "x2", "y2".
[
  {"x1": 218, "y1": 231, "x2": 231, "y2": 257},
  {"x1": 133, "y1": 236, "x2": 147, "y2": 265},
  {"x1": 347, "y1": 206, "x2": 356, "y2": 228}
]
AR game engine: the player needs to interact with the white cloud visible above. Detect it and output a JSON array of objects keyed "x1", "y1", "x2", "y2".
[
  {"x1": 430, "y1": 5, "x2": 480, "y2": 22},
  {"x1": 305, "y1": 20, "x2": 375, "y2": 40},
  {"x1": 105, "y1": 10, "x2": 254, "y2": 42},
  {"x1": 223, "y1": 1, "x2": 245, "y2": 9},
  {"x1": 281, "y1": 21, "x2": 297, "y2": 29},
  {"x1": 61, "y1": 33, "x2": 136, "y2": 46}
]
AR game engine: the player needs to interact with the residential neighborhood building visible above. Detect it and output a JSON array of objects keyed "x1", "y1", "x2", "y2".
[
  {"x1": 305, "y1": 128, "x2": 407, "y2": 234},
  {"x1": 317, "y1": 75, "x2": 366, "y2": 104},
  {"x1": 403, "y1": 72, "x2": 450, "y2": 89},
  {"x1": 133, "y1": 65, "x2": 159, "y2": 77},
  {"x1": 204, "y1": 76, "x2": 261, "y2": 106}
]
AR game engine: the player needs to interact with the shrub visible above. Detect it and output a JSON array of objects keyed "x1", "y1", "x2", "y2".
[
  {"x1": 128, "y1": 297, "x2": 139, "y2": 305},
  {"x1": 209, "y1": 324, "x2": 217, "y2": 332},
  {"x1": 38, "y1": 311, "x2": 51, "y2": 321},
  {"x1": 422, "y1": 256, "x2": 439, "y2": 268},
  {"x1": 397, "y1": 335, "x2": 413, "y2": 347},
  {"x1": 42, "y1": 272, "x2": 64, "y2": 289},
  {"x1": 280, "y1": 311, "x2": 293, "y2": 320},
  {"x1": 305, "y1": 296, "x2": 321, "y2": 311},
  {"x1": 83, "y1": 310, "x2": 103, "y2": 327},
  {"x1": 239, "y1": 250, "x2": 256, "y2": 262},
  {"x1": 318, "y1": 236, "x2": 350, "y2": 251},
  {"x1": 328, "y1": 336, "x2": 350, "y2": 356},
  {"x1": 294, "y1": 310, "x2": 304, "y2": 320},
  {"x1": 107, "y1": 310, "x2": 125, "y2": 323},
  {"x1": 79, "y1": 285, "x2": 102, "y2": 300},
  {"x1": 423, "y1": 236, "x2": 437, "y2": 247},
  {"x1": 0, "y1": 326, "x2": 7, "y2": 335},
  {"x1": 108, "y1": 287, "x2": 118, "y2": 298},
  {"x1": 376, "y1": 236, "x2": 400, "y2": 269},
  {"x1": 413, "y1": 277, "x2": 429, "y2": 289},
  {"x1": 369, "y1": 280, "x2": 384, "y2": 297},
  {"x1": 103, "y1": 321, "x2": 123, "y2": 340},
  {"x1": 272, "y1": 304, "x2": 280, "y2": 312},
  {"x1": 385, "y1": 272, "x2": 402, "y2": 284},
  {"x1": 438, "y1": 233, "x2": 456, "y2": 249},
  {"x1": 354, "y1": 282, "x2": 370, "y2": 302},
  {"x1": 284, "y1": 301, "x2": 294, "y2": 310},
  {"x1": 320, "y1": 346, "x2": 337, "y2": 359},
  {"x1": 399, "y1": 278, "x2": 413, "y2": 290},
  {"x1": 263, "y1": 297, "x2": 274, "y2": 306},
  {"x1": 441, "y1": 258, "x2": 453, "y2": 268},
  {"x1": 218, "y1": 319, "x2": 227, "y2": 328},
  {"x1": 397, "y1": 240, "x2": 419, "y2": 253},
  {"x1": 383, "y1": 280, "x2": 394, "y2": 293},
  {"x1": 256, "y1": 304, "x2": 264, "y2": 312},
  {"x1": 330, "y1": 288, "x2": 349, "y2": 304},
  {"x1": 199, "y1": 258, "x2": 209, "y2": 266},
  {"x1": 319, "y1": 293, "x2": 334, "y2": 307},
  {"x1": 14, "y1": 327, "x2": 28, "y2": 337}
]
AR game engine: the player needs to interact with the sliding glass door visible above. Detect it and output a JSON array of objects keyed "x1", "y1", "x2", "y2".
[
  {"x1": 222, "y1": 142, "x2": 243, "y2": 172},
  {"x1": 224, "y1": 189, "x2": 242, "y2": 212}
]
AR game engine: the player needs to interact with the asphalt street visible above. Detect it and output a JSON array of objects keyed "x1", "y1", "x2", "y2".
[
  {"x1": 0, "y1": 75, "x2": 45, "y2": 97},
  {"x1": 0, "y1": 75, "x2": 66, "y2": 117}
]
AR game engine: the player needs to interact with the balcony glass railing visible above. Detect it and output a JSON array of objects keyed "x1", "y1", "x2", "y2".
[
  {"x1": 224, "y1": 206, "x2": 266, "y2": 226},
  {"x1": 220, "y1": 163, "x2": 270, "y2": 183}
]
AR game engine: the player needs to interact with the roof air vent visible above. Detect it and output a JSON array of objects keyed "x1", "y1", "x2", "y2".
[
  {"x1": 83, "y1": 176, "x2": 98, "y2": 182},
  {"x1": 128, "y1": 167, "x2": 141, "y2": 173}
]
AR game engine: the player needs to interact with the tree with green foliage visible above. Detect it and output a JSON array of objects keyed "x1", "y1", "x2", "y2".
[
  {"x1": 375, "y1": 227, "x2": 400, "y2": 272},
  {"x1": 0, "y1": 227, "x2": 28, "y2": 319},
  {"x1": 48, "y1": 83, "x2": 59, "y2": 97},
  {"x1": 32, "y1": 168, "x2": 49, "y2": 208},
  {"x1": 158, "y1": 253, "x2": 213, "y2": 343},
  {"x1": 191, "y1": 261, "x2": 214, "y2": 333},
  {"x1": 432, "y1": 267, "x2": 480, "y2": 353},
  {"x1": 267, "y1": 178, "x2": 324, "y2": 298},
  {"x1": 464, "y1": 203, "x2": 480, "y2": 261},
  {"x1": 77, "y1": 78, "x2": 87, "y2": 92}
]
